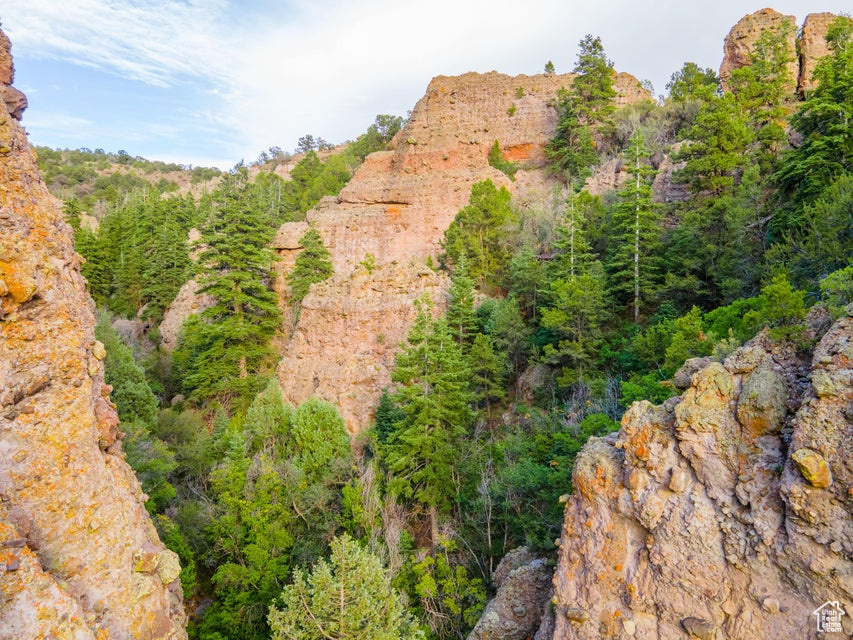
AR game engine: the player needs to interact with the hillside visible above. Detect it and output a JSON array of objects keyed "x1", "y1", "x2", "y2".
[{"x1": 1, "y1": 7, "x2": 851, "y2": 640}]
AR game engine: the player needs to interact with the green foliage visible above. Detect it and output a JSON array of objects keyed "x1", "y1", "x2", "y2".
[
  {"x1": 269, "y1": 534, "x2": 423, "y2": 640},
  {"x1": 620, "y1": 371, "x2": 675, "y2": 407},
  {"x1": 546, "y1": 35, "x2": 615, "y2": 181},
  {"x1": 186, "y1": 170, "x2": 282, "y2": 406},
  {"x1": 382, "y1": 303, "x2": 473, "y2": 535},
  {"x1": 663, "y1": 306, "x2": 713, "y2": 372},
  {"x1": 541, "y1": 262, "x2": 609, "y2": 387},
  {"x1": 402, "y1": 539, "x2": 486, "y2": 640},
  {"x1": 666, "y1": 62, "x2": 718, "y2": 102},
  {"x1": 743, "y1": 274, "x2": 807, "y2": 343},
  {"x1": 95, "y1": 312, "x2": 177, "y2": 512},
  {"x1": 360, "y1": 252, "x2": 377, "y2": 274},
  {"x1": 776, "y1": 16, "x2": 853, "y2": 205},
  {"x1": 442, "y1": 180, "x2": 518, "y2": 288},
  {"x1": 607, "y1": 131, "x2": 661, "y2": 321},
  {"x1": 821, "y1": 266, "x2": 853, "y2": 318},
  {"x1": 484, "y1": 411, "x2": 618, "y2": 550},
  {"x1": 487, "y1": 140, "x2": 519, "y2": 179},
  {"x1": 544, "y1": 60, "x2": 555, "y2": 75},
  {"x1": 288, "y1": 227, "x2": 334, "y2": 307}
]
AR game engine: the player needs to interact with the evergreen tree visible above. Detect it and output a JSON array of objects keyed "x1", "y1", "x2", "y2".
[
  {"x1": 546, "y1": 35, "x2": 615, "y2": 181},
  {"x1": 446, "y1": 262, "x2": 478, "y2": 344},
  {"x1": 189, "y1": 171, "x2": 282, "y2": 404},
  {"x1": 382, "y1": 303, "x2": 473, "y2": 541},
  {"x1": 608, "y1": 131, "x2": 661, "y2": 321},
  {"x1": 442, "y1": 180, "x2": 518, "y2": 288},
  {"x1": 666, "y1": 62, "x2": 718, "y2": 102},
  {"x1": 269, "y1": 534, "x2": 423, "y2": 640},
  {"x1": 540, "y1": 262, "x2": 608, "y2": 387},
  {"x1": 288, "y1": 227, "x2": 334, "y2": 307},
  {"x1": 468, "y1": 333, "x2": 506, "y2": 416}
]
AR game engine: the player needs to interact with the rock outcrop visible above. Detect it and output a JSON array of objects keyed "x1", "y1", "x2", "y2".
[
  {"x1": 798, "y1": 12, "x2": 841, "y2": 94},
  {"x1": 719, "y1": 9, "x2": 798, "y2": 93},
  {"x1": 720, "y1": 9, "x2": 849, "y2": 97},
  {"x1": 468, "y1": 547, "x2": 553, "y2": 640},
  {"x1": 275, "y1": 71, "x2": 649, "y2": 432},
  {"x1": 159, "y1": 279, "x2": 215, "y2": 352},
  {"x1": 550, "y1": 313, "x2": 852, "y2": 639},
  {"x1": 0, "y1": 30, "x2": 185, "y2": 639}
]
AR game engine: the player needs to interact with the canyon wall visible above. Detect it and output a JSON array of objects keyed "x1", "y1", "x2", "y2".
[
  {"x1": 550, "y1": 313, "x2": 852, "y2": 639},
  {"x1": 0, "y1": 30, "x2": 186, "y2": 639},
  {"x1": 275, "y1": 71, "x2": 649, "y2": 433}
]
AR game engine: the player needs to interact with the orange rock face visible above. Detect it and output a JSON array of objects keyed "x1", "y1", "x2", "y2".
[
  {"x1": 798, "y1": 12, "x2": 843, "y2": 94},
  {"x1": 275, "y1": 70, "x2": 649, "y2": 433},
  {"x1": 0, "y1": 30, "x2": 185, "y2": 639},
  {"x1": 719, "y1": 8, "x2": 798, "y2": 93}
]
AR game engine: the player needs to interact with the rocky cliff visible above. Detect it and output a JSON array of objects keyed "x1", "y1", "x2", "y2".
[
  {"x1": 0, "y1": 30, "x2": 186, "y2": 639},
  {"x1": 549, "y1": 311, "x2": 853, "y2": 640},
  {"x1": 720, "y1": 9, "x2": 846, "y2": 96},
  {"x1": 274, "y1": 70, "x2": 649, "y2": 433}
]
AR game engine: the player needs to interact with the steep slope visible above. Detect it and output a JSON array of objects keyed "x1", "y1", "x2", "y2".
[
  {"x1": 275, "y1": 70, "x2": 648, "y2": 432},
  {"x1": 550, "y1": 312, "x2": 852, "y2": 639},
  {"x1": 0, "y1": 31, "x2": 185, "y2": 639}
]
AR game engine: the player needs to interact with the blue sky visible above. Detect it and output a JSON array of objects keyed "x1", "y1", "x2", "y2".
[{"x1": 1, "y1": 1, "x2": 850, "y2": 169}]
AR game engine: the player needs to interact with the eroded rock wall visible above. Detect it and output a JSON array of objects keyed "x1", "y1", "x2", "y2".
[
  {"x1": 551, "y1": 314, "x2": 852, "y2": 640},
  {"x1": 275, "y1": 71, "x2": 649, "y2": 433},
  {"x1": 0, "y1": 30, "x2": 185, "y2": 639}
]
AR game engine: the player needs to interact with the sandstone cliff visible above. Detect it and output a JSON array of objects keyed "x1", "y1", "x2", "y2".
[
  {"x1": 275, "y1": 71, "x2": 649, "y2": 433},
  {"x1": 550, "y1": 312, "x2": 852, "y2": 639},
  {"x1": 0, "y1": 31, "x2": 186, "y2": 639}
]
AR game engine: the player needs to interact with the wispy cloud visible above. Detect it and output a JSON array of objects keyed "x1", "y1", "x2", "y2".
[
  {"x1": 3, "y1": 0, "x2": 853, "y2": 167},
  {"x1": 2, "y1": 0, "x2": 233, "y2": 87}
]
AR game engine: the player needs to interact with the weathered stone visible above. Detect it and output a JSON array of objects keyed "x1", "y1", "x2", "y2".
[
  {"x1": 0, "y1": 27, "x2": 185, "y2": 640},
  {"x1": 799, "y1": 13, "x2": 847, "y2": 94},
  {"x1": 811, "y1": 370, "x2": 836, "y2": 398},
  {"x1": 736, "y1": 365, "x2": 787, "y2": 436},
  {"x1": 550, "y1": 315, "x2": 853, "y2": 640},
  {"x1": 720, "y1": 9, "x2": 797, "y2": 93},
  {"x1": 91, "y1": 340, "x2": 106, "y2": 361},
  {"x1": 155, "y1": 549, "x2": 182, "y2": 585},
  {"x1": 158, "y1": 279, "x2": 214, "y2": 351},
  {"x1": 682, "y1": 616, "x2": 716, "y2": 639},
  {"x1": 566, "y1": 608, "x2": 589, "y2": 623},
  {"x1": 791, "y1": 448, "x2": 832, "y2": 488},
  {"x1": 673, "y1": 357, "x2": 713, "y2": 389},
  {"x1": 467, "y1": 550, "x2": 552, "y2": 640}
]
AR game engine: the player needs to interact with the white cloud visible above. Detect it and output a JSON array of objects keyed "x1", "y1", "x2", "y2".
[
  {"x1": 2, "y1": 0, "x2": 233, "y2": 87},
  {"x1": 3, "y1": 0, "x2": 853, "y2": 166}
]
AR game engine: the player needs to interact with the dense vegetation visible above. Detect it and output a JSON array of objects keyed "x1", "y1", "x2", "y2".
[{"x1": 53, "y1": 18, "x2": 853, "y2": 640}]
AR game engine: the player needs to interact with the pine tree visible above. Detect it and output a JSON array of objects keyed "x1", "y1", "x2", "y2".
[
  {"x1": 269, "y1": 534, "x2": 423, "y2": 640},
  {"x1": 288, "y1": 227, "x2": 334, "y2": 307},
  {"x1": 446, "y1": 262, "x2": 477, "y2": 345},
  {"x1": 608, "y1": 131, "x2": 661, "y2": 322},
  {"x1": 442, "y1": 179, "x2": 518, "y2": 288},
  {"x1": 382, "y1": 302, "x2": 473, "y2": 541},
  {"x1": 468, "y1": 333, "x2": 506, "y2": 417},
  {"x1": 546, "y1": 35, "x2": 616, "y2": 181},
  {"x1": 189, "y1": 171, "x2": 282, "y2": 404},
  {"x1": 540, "y1": 262, "x2": 608, "y2": 387}
]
